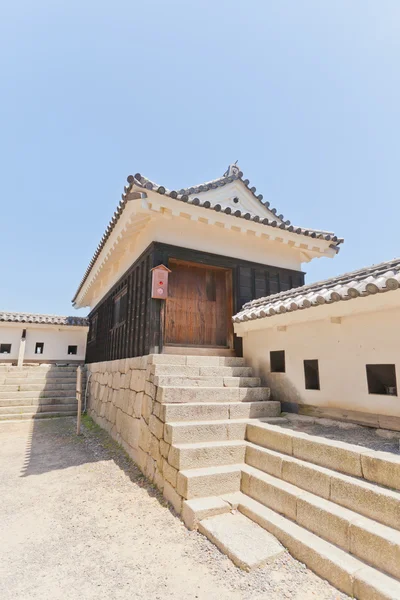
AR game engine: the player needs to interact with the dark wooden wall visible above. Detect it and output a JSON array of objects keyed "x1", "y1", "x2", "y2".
[{"x1": 85, "y1": 242, "x2": 305, "y2": 363}]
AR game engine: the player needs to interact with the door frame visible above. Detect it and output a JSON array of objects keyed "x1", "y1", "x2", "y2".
[{"x1": 162, "y1": 258, "x2": 234, "y2": 350}]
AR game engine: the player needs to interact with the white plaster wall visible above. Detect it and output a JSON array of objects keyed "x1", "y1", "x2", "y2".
[
  {"x1": 0, "y1": 323, "x2": 88, "y2": 363},
  {"x1": 241, "y1": 306, "x2": 400, "y2": 418},
  {"x1": 0, "y1": 327, "x2": 21, "y2": 361},
  {"x1": 89, "y1": 213, "x2": 304, "y2": 309}
]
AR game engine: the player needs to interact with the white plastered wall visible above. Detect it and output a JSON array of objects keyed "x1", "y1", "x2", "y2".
[
  {"x1": 89, "y1": 212, "x2": 305, "y2": 309},
  {"x1": 0, "y1": 323, "x2": 88, "y2": 363},
  {"x1": 240, "y1": 303, "x2": 400, "y2": 418}
]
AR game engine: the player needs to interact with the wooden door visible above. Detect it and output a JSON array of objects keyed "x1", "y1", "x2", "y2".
[{"x1": 164, "y1": 260, "x2": 232, "y2": 347}]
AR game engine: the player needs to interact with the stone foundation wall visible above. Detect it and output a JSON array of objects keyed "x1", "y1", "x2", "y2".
[{"x1": 86, "y1": 356, "x2": 182, "y2": 512}]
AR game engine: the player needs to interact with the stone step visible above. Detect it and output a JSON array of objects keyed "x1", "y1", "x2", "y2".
[
  {"x1": 149, "y1": 355, "x2": 246, "y2": 367},
  {"x1": 198, "y1": 511, "x2": 284, "y2": 571},
  {"x1": 0, "y1": 389, "x2": 77, "y2": 399},
  {"x1": 182, "y1": 496, "x2": 233, "y2": 530},
  {"x1": 237, "y1": 492, "x2": 400, "y2": 598},
  {"x1": 157, "y1": 386, "x2": 270, "y2": 404},
  {"x1": 0, "y1": 397, "x2": 77, "y2": 407},
  {"x1": 0, "y1": 411, "x2": 77, "y2": 421},
  {"x1": 154, "y1": 375, "x2": 261, "y2": 388},
  {"x1": 0, "y1": 365, "x2": 78, "y2": 374},
  {"x1": 0, "y1": 373, "x2": 78, "y2": 385},
  {"x1": 247, "y1": 421, "x2": 400, "y2": 492},
  {"x1": 0, "y1": 403, "x2": 77, "y2": 415},
  {"x1": 241, "y1": 464, "x2": 400, "y2": 580},
  {"x1": 0, "y1": 383, "x2": 76, "y2": 392},
  {"x1": 176, "y1": 464, "x2": 242, "y2": 499},
  {"x1": 164, "y1": 419, "x2": 249, "y2": 444},
  {"x1": 161, "y1": 401, "x2": 281, "y2": 423},
  {"x1": 246, "y1": 442, "x2": 400, "y2": 531},
  {"x1": 151, "y1": 365, "x2": 253, "y2": 378},
  {"x1": 169, "y1": 440, "x2": 246, "y2": 470}
]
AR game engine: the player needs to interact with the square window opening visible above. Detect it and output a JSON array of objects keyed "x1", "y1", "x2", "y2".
[
  {"x1": 304, "y1": 359, "x2": 320, "y2": 390},
  {"x1": 270, "y1": 350, "x2": 285, "y2": 373},
  {"x1": 35, "y1": 342, "x2": 44, "y2": 355},
  {"x1": 68, "y1": 345, "x2": 78, "y2": 355},
  {"x1": 366, "y1": 364, "x2": 397, "y2": 396},
  {"x1": 0, "y1": 343, "x2": 11, "y2": 354}
]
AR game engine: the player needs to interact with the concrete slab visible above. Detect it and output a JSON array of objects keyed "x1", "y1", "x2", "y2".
[{"x1": 198, "y1": 512, "x2": 284, "y2": 571}]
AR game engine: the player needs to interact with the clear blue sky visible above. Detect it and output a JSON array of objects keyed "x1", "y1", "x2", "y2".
[{"x1": 1, "y1": 1, "x2": 399, "y2": 316}]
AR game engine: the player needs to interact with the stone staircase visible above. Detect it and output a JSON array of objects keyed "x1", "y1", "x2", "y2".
[
  {"x1": 0, "y1": 365, "x2": 82, "y2": 420},
  {"x1": 154, "y1": 355, "x2": 400, "y2": 599}
]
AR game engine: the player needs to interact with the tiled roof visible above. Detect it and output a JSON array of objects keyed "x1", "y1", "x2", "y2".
[
  {"x1": 0, "y1": 312, "x2": 89, "y2": 326},
  {"x1": 233, "y1": 257, "x2": 400, "y2": 323},
  {"x1": 72, "y1": 163, "x2": 343, "y2": 303}
]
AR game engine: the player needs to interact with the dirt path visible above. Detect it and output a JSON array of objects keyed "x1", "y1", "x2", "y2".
[{"x1": 0, "y1": 417, "x2": 347, "y2": 600}]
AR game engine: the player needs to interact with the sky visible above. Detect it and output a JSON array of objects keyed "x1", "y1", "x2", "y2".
[{"x1": 0, "y1": 1, "x2": 399, "y2": 316}]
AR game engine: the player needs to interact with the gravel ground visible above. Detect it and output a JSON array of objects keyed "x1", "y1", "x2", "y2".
[
  {"x1": 0, "y1": 417, "x2": 348, "y2": 600},
  {"x1": 282, "y1": 414, "x2": 400, "y2": 454}
]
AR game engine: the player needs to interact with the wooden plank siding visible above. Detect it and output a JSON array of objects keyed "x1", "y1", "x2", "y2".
[{"x1": 85, "y1": 242, "x2": 305, "y2": 363}]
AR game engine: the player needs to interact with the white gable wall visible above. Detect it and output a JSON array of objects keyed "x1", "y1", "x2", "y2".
[{"x1": 186, "y1": 180, "x2": 284, "y2": 223}]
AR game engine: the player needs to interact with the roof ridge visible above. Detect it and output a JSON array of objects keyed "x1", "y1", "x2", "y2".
[{"x1": 0, "y1": 311, "x2": 88, "y2": 326}]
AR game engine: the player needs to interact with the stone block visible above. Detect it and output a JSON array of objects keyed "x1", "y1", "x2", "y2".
[
  {"x1": 330, "y1": 472, "x2": 400, "y2": 531},
  {"x1": 142, "y1": 394, "x2": 153, "y2": 423},
  {"x1": 162, "y1": 402, "x2": 229, "y2": 423},
  {"x1": 163, "y1": 481, "x2": 183, "y2": 514},
  {"x1": 119, "y1": 358, "x2": 129, "y2": 374},
  {"x1": 149, "y1": 415, "x2": 164, "y2": 439},
  {"x1": 167, "y1": 445, "x2": 179, "y2": 469},
  {"x1": 245, "y1": 445, "x2": 283, "y2": 479},
  {"x1": 153, "y1": 401, "x2": 161, "y2": 419},
  {"x1": 361, "y1": 451, "x2": 400, "y2": 491},
  {"x1": 139, "y1": 419, "x2": 152, "y2": 453},
  {"x1": 149, "y1": 434, "x2": 161, "y2": 463},
  {"x1": 160, "y1": 439, "x2": 170, "y2": 459},
  {"x1": 246, "y1": 424, "x2": 293, "y2": 455},
  {"x1": 145, "y1": 380, "x2": 156, "y2": 399},
  {"x1": 296, "y1": 495, "x2": 351, "y2": 550},
  {"x1": 198, "y1": 512, "x2": 284, "y2": 571},
  {"x1": 121, "y1": 388, "x2": 135, "y2": 415},
  {"x1": 133, "y1": 392, "x2": 143, "y2": 418},
  {"x1": 293, "y1": 435, "x2": 363, "y2": 477},
  {"x1": 241, "y1": 469, "x2": 299, "y2": 520},
  {"x1": 182, "y1": 497, "x2": 231, "y2": 530},
  {"x1": 281, "y1": 457, "x2": 331, "y2": 500},
  {"x1": 350, "y1": 517, "x2": 400, "y2": 580},
  {"x1": 128, "y1": 356, "x2": 148, "y2": 370},
  {"x1": 149, "y1": 355, "x2": 186, "y2": 365},
  {"x1": 125, "y1": 418, "x2": 140, "y2": 450},
  {"x1": 353, "y1": 565, "x2": 400, "y2": 600},
  {"x1": 177, "y1": 465, "x2": 241, "y2": 500},
  {"x1": 163, "y1": 459, "x2": 178, "y2": 488},
  {"x1": 130, "y1": 370, "x2": 146, "y2": 393}
]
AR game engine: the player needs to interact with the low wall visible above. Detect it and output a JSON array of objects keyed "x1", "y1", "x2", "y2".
[{"x1": 86, "y1": 356, "x2": 182, "y2": 512}]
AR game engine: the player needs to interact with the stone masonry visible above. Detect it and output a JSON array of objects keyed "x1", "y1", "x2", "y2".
[{"x1": 86, "y1": 354, "x2": 278, "y2": 513}]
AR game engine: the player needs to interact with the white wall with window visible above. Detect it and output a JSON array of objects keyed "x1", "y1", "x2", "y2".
[
  {"x1": 233, "y1": 258, "x2": 400, "y2": 429},
  {"x1": 0, "y1": 313, "x2": 88, "y2": 365}
]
